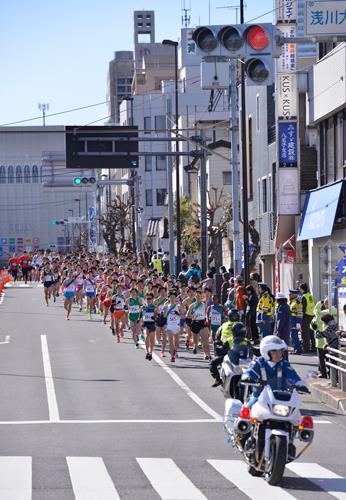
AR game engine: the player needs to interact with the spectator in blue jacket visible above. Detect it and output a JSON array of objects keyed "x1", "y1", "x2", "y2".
[{"x1": 274, "y1": 292, "x2": 290, "y2": 358}]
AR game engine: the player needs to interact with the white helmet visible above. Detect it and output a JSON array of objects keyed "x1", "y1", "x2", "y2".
[{"x1": 260, "y1": 335, "x2": 287, "y2": 361}]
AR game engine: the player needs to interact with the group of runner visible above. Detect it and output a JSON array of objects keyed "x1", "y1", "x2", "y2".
[{"x1": 26, "y1": 251, "x2": 230, "y2": 363}]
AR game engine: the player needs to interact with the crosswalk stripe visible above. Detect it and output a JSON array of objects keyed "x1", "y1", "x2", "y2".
[
  {"x1": 66, "y1": 457, "x2": 120, "y2": 500},
  {"x1": 0, "y1": 456, "x2": 32, "y2": 500},
  {"x1": 287, "y1": 463, "x2": 346, "y2": 500},
  {"x1": 137, "y1": 458, "x2": 207, "y2": 500},
  {"x1": 208, "y1": 460, "x2": 296, "y2": 500}
]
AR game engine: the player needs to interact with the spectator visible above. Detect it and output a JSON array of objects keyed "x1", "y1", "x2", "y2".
[
  {"x1": 201, "y1": 271, "x2": 215, "y2": 294},
  {"x1": 235, "y1": 276, "x2": 246, "y2": 322},
  {"x1": 226, "y1": 277, "x2": 236, "y2": 309},
  {"x1": 221, "y1": 272, "x2": 230, "y2": 306},
  {"x1": 245, "y1": 285, "x2": 259, "y2": 342},
  {"x1": 185, "y1": 262, "x2": 202, "y2": 284},
  {"x1": 274, "y1": 292, "x2": 290, "y2": 358}
]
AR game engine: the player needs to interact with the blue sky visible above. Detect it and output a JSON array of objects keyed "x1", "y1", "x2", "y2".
[{"x1": 0, "y1": 0, "x2": 274, "y2": 127}]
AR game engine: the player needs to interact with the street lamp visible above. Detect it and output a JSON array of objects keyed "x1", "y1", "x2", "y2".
[
  {"x1": 162, "y1": 39, "x2": 181, "y2": 274},
  {"x1": 68, "y1": 209, "x2": 74, "y2": 249}
]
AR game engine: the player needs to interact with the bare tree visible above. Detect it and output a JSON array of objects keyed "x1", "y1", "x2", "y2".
[{"x1": 99, "y1": 195, "x2": 132, "y2": 255}]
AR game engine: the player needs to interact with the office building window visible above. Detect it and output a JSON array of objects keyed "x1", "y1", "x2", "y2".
[
  {"x1": 156, "y1": 188, "x2": 167, "y2": 206},
  {"x1": 8, "y1": 166, "x2": 14, "y2": 184},
  {"x1": 146, "y1": 189, "x2": 153, "y2": 206},
  {"x1": 32, "y1": 165, "x2": 39, "y2": 183},
  {"x1": 144, "y1": 116, "x2": 151, "y2": 134},
  {"x1": 16, "y1": 165, "x2": 22, "y2": 183},
  {"x1": 0, "y1": 166, "x2": 6, "y2": 184},
  {"x1": 262, "y1": 177, "x2": 268, "y2": 213},
  {"x1": 24, "y1": 165, "x2": 30, "y2": 183},
  {"x1": 156, "y1": 155, "x2": 166, "y2": 171},
  {"x1": 117, "y1": 78, "x2": 126, "y2": 84},
  {"x1": 145, "y1": 157, "x2": 152, "y2": 171},
  {"x1": 155, "y1": 115, "x2": 166, "y2": 131},
  {"x1": 222, "y1": 171, "x2": 232, "y2": 185}
]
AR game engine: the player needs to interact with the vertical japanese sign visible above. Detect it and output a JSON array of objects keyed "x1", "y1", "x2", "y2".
[
  {"x1": 278, "y1": 121, "x2": 298, "y2": 166},
  {"x1": 277, "y1": 0, "x2": 297, "y2": 22}
]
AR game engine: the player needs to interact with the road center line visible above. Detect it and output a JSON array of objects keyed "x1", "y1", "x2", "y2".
[{"x1": 40, "y1": 335, "x2": 60, "y2": 422}]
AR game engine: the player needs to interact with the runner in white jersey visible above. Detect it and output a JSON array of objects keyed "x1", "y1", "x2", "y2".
[
  {"x1": 165, "y1": 290, "x2": 184, "y2": 363},
  {"x1": 74, "y1": 265, "x2": 85, "y2": 312},
  {"x1": 62, "y1": 271, "x2": 77, "y2": 320},
  {"x1": 187, "y1": 288, "x2": 210, "y2": 360},
  {"x1": 84, "y1": 271, "x2": 96, "y2": 320}
]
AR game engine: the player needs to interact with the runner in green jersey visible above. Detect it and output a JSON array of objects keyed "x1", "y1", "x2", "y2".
[{"x1": 126, "y1": 288, "x2": 142, "y2": 348}]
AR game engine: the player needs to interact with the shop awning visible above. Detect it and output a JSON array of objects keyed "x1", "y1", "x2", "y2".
[{"x1": 297, "y1": 180, "x2": 344, "y2": 241}]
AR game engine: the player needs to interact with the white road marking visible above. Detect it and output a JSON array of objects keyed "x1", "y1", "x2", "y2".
[
  {"x1": 0, "y1": 456, "x2": 32, "y2": 500},
  {"x1": 140, "y1": 345, "x2": 220, "y2": 420},
  {"x1": 137, "y1": 457, "x2": 207, "y2": 500},
  {"x1": 67, "y1": 457, "x2": 120, "y2": 500},
  {"x1": 208, "y1": 460, "x2": 296, "y2": 500},
  {"x1": 287, "y1": 463, "x2": 346, "y2": 500},
  {"x1": 40, "y1": 335, "x2": 60, "y2": 422},
  {"x1": 0, "y1": 335, "x2": 11, "y2": 344},
  {"x1": 0, "y1": 293, "x2": 4, "y2": 305},
  {"x1": 37, "y1": 283, "x2": 43, "y2": 288},
  {"x1": 0, "y1": 418, "x2": 220, "y2": 425}
]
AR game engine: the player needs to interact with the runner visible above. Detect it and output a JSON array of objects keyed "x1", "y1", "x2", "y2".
[
  {"x1": 207, "y1": 295, "x2": 226, "y2": 343},
  {"x1": 84, "y1": 271, "x2": 96, "y2": 320},
  {"x1": 187, "y1": 288, "x2": 210, "y2": 360},
  {"x1": 110, "y1": 283, "x2": 126, "y2": 342},
  {"x1": 182, "y1": 286, "x2": 196, "y2": 350},
  {"x1": 155, "y1": 286, "x2": 168, "y2": 357},
  {"x1": 41, "y1": 264, "x2": 54, "y2": 306},
  {"x1": 8, "y1": 254, "x2": 19, "y2": 282},
  {"x1": 75, "y1": 265, "x2": 85, "y2": 312},
  {"x1": 127, "y1": 287, "x2": 142, "y2": 348},
  {"x1": 141, "y1": 292, "x2": 158, "y2": 360},
  {"x1": 19, "y1": 252, "x2": 30, "y2": 284},
  {"x1": 62, "y1": 271, "x2": 76, "y2": 320},
  {"x1": 165, "y1": 289, "x2": 184, "y2": 362}
]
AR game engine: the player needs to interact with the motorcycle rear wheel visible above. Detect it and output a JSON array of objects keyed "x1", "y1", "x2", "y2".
[{"x1": 265, "y1": 435, "x2": 287, "y2": 485}]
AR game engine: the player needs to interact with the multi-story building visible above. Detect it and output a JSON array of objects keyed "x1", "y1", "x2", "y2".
[
  {"x1": 298, "y1": 42, "x2": 346, "y2": 301},
  {"x1": 0, "y1": 126, "x2": 97, "y2": 262},
  {"x1": 107, "y1": 51, "x2": 134, "y2": 124}
]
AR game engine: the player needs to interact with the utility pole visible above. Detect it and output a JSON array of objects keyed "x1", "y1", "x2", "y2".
[
  {"x1": 240, "y1": 0, "x2": 250, "y2": 284},
  {"x1": 230, "y1": 59, "x2": 241, "y2": 275},
  {"x1": 200, "y1": 131, "x2": 208, "y2": 276}
]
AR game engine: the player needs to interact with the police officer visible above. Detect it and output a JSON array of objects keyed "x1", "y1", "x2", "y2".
[
  {"x1": 256, "y1": 282, "x2": 274, "y2": 339},
  {"x1": 210, "y1": 323, "x2": 251, "y2": 387},
  {"x1": 214, "y1": 308, "x2": 240, "y2": 347},
  {"x1": 299, "y1": 283, "x2": 315, "y2": 353},
  {"x1": 288, "y1": 289, "x2": 303, "y2": 354}
]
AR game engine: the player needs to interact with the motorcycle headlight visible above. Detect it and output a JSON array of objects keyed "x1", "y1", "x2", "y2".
[{"x1": 273, "y1": 404, "x2": 290, "y2": 417}]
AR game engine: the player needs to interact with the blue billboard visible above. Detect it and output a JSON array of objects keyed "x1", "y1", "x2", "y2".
[{"x1": 278, "y1": 121, "x2": 298, "y2": 167}]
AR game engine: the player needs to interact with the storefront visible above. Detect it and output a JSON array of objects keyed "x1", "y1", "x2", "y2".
[{"x1": 297, "y1": 180, "x2": 346, "y2": 304}]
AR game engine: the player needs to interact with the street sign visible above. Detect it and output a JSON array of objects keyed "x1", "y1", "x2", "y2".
[
  {"x1": 65, "y1": 126, "x2": 139, "y2": 170},
  {"x1": 278, "y1": 121, "x2": 298, "y2": 167},
  {"x1": 8, "y1": 238, "x2": 15, "y2": 245},
  {"x1": 49, "y1": 244, "x2": 56, "y2": 249},
  {"x1": 276, "y1": 0, "x2": 297, "y2": 22},
  {"x1": 1, "y1": 238, "x2": 7, "y2": 245},
  {"x1": 305, "y1": 1, "x2": 346, "y2": 35}
]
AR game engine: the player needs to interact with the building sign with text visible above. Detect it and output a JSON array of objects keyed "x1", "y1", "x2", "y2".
[
  {"x1": 305, "y1": 1, "x2": 346, "y2": 35},
  {"x1": 278, "y1": 121, "x2": 298, "y2": 167},
  {"x1": 277, "y1": 73, "x2": 297, "y2": 119},
  {"x1": 276, "y1": 0, "x2": 297, "y2": 22}
]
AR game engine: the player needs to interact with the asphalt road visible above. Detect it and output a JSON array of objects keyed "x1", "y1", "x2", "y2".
[{"x1": 0, "y1": 283, "x2": 345, "y2": 500}]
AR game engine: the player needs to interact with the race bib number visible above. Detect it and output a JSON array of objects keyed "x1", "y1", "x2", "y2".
[
  {"x1": 129, "y1": 305, "x2": 140, "y2": 314},
  {"x1": 211, "y1": 311, "x2": 222, "y2": 325},
  {"x1": 143, "y1": 312, "x2": 154, "y2": 322}
]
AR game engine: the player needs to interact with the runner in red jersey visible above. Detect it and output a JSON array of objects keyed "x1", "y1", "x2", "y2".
[
  {"x1": 19, "y1": 253, "x2": 30, "y2": 283},
  {"x1": 8, "y1": 255, "x2": 20, "y2": 282}
]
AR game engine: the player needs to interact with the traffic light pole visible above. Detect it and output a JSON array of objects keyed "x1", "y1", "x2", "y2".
[
  {"x1": 200, "y1": 131, "x2": 208, "y2": 277},
  {"x1": 229, "y1": 59, "x2": 241, "y2": 276},
  {"x1": 240, "y1": 0, "x2": 250, "y2": 285}
]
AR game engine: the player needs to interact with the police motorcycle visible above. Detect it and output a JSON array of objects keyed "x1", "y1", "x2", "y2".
[
  {"x1": 224, "y1": 336, "x2": 315, "y2": 486},
  {"x1": 219, "y1": 323, "x2": 252, "y2": 400}
]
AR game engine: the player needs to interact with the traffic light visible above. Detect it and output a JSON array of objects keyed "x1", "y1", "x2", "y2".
[
  {"x1": 73, "y1": 177, "x2": 97, "y2": 186},
  {"x1": 51, "y1": 220, "x2": 65, "y2": 225},
  {"x1": 192, "y1": 23, "x2": 281, "y2": 86}
]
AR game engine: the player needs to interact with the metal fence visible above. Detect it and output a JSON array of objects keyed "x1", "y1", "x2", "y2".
[{"x1": 326, "y1": 347, "x2": 346, "y2": 392}]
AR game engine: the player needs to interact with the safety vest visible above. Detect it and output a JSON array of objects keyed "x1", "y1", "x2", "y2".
[
  {"x1": 303, "y1": 292, "x2": 315, "y2": 316},
  {"x1": 289, "y1": 298, "x2": 303, "y2": 319},
  {"x1": 152, "y1": 258, "x2": 163, "y2": 274},
  {"x1": 257, "y1": 292, "x2": 274, "y2": 316},
  {"x1": 220, "y1": 321, "x2": 237, "y2": 343},
  {"x1": 226, "y1": 335, "x2": 248, "y2": 350}
]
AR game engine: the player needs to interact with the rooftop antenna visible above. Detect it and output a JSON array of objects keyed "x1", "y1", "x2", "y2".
[
  {"x1": 216, "y1": 3, "x2": 247, "y2": 24},
  {"x1": 181, "y1": 0, "x2": 191, "y2": 27},
  {"x1": 38, "y1": 103, "x2": 49, "y2": 126}
]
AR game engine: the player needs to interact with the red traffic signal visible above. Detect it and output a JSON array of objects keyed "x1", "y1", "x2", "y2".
[{"x1": 247, "y1": 25, "x2": 269, "y2": 51}]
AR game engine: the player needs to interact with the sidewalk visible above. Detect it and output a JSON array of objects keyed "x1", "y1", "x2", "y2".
[{"x1": 309, "y1": 379, "x2": 346, "y2": 414}]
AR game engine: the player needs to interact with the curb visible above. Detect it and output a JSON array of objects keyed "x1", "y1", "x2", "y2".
[{"x1": 309, "y1": 380, "x2": 346, "y2": 414}]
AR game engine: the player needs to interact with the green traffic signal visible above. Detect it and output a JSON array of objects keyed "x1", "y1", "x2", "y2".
[
  {"x1": 73, "y1": 177, "x2": 82, "y2": 186},
  {"x1": 51, "y1": 219, "x2": 57, "y2": 225}
]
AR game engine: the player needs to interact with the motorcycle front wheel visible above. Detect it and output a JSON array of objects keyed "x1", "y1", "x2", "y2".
[{"x1": 265, "y1": 435, "x2": 287, "y2": 485}]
